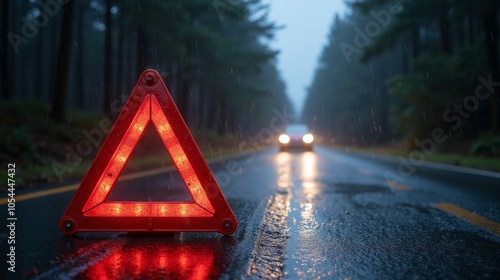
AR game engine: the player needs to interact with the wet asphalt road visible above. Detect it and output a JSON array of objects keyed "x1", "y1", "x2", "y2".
[{"x1": 1, "y1": 146, "x2": 500, "y2": 279}]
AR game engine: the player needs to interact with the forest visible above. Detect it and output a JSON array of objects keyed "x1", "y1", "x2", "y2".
[
  {"x1": 3, "y1": 0, "x2": 500, "y2": 186},
  {"x1": 0, "y1": 0, "x2": 294, "y2": 185},
  {"x1": 1, "y1": 0, "x2": 293, "y2": 131},
  {"x1": 303, "y1": 0, "x2": 500, "y2": 155}
]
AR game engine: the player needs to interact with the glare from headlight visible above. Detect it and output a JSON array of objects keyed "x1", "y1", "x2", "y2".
[
  {"x1": 279, "y1": 134, "x2": 290, "y2": 144},
  {"x1": 302, "y1": 134, "x2": 314, "y2": 143}
]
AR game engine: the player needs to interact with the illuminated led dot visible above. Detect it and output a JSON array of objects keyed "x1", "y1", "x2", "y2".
[
  {"x1": 133, "y1": 124, "x2": 144, "y2": 132},
  {"x1": 113, "y1": 205, "x2": 122, "y2": 215},
  {"x1": 158, "y1": 124, "x2": 172, "y2": 133},
  {"x1": 134, "y1": 205, "x2": 143, "y2": 215},
  {"x1": 116, "y1": 155, "x2": 126, "y2": 163},
  {"x1": 180, "y1": 205, "x2": 188, "y2": 216}
]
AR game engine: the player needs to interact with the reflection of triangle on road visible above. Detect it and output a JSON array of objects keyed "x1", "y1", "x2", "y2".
[{"x1": 59, "y1": 69, "x2": 237, "y2": 235}]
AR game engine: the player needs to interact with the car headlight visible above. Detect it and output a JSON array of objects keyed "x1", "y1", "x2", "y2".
[
  {"x1": 302, "y1": 133, "x2": 314, "y2": 143},
  {"x1": 279, "y1": 134, "x2": 290, "y2": 144}
]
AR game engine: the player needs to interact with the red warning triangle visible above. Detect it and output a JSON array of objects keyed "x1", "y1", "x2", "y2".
[{"x1": 59, "y1": 69, "x2": 237, "y2": 235}]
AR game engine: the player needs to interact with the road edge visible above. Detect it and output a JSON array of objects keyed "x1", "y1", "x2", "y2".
[{"x1": 330, "y1": 146, "x2": 500, "y2": 187}]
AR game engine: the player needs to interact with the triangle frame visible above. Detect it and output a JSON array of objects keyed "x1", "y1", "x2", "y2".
[{"x1": 59, "y1": 69, "x2": 237, "y2": 235}]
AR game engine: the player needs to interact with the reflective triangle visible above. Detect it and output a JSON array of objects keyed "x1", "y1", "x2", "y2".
[{"x1": 59, "y1": 69, "x2": 237, "y2": 235}]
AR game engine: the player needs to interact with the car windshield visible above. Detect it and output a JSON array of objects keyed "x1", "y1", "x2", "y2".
[{"x1": 285, "y1": 125, "x2": 309, "y2": 134}]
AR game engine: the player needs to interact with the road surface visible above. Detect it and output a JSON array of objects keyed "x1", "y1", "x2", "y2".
[{"x1": 1, "y1": 146, "x2": 500, "y2": 279}]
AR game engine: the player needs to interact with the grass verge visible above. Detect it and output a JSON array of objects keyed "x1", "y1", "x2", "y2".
[
  {"x1": 0, "y1": 100, "x2": 242, "y2": 192},
  {"x1": 343, "y1": 146, "x2": 500, "y2": 173}
]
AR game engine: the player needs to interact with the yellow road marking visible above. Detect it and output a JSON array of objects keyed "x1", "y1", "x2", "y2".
[
  {"x1": 0, "y1": 148, "x2": 251, "y2": 206},
  {"x1": 358, "y1": 168, "x2": 373, "y2": 176},
  {"x1": 387, "y1": 181, "x2": 410, "y2": 191},
  {"x1": 1, "y1": 183, "x2": 80, "y2": 205},
  {"x1": 0, "y1": 165, "x2": 180, "y2": 206},
  {"x1": 434, "y1": 203, "x2": 500, "y2": 236}
]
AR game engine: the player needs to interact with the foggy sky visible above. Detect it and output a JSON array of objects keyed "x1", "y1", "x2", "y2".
[{"x1": 264, "y1": 0, "x2": 347, "y2": 116}]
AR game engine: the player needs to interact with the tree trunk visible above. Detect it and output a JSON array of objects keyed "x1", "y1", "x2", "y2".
[
  {"x1": 136, "y1": 22, "x2": 147, "y2": 75},
  {"x1": 50, "y1": 0, "x2": 75, "y2": 122},
  {"x1": 48, "y1": 14, "x2": 59, "y2": 108},
  {"x1": 206, "y1": 88, "x2": 217, "y2": 130},
  {"x1": 483, "y1": 2, "x2": 500, "y2": 133},
  {"x1": 103, "y1": 0, "x2": 113, "y2": 115},
  {"x1": 116, "y1": 1, "x2": 124, "y2": 104},
  {"x1": 207, "y1": 92, "x2": 218, "y2": 131},
  {"x1": 179, "y1": 75, "x2": 190, "y2": 126},
  {"x1": 1, "y1": 0, "x2": 10, "y2": 100},
  {"x1": 197, "y1": 89, "x2": 206, "y2": 129},
  {"x1": 439, "y1": 3, "x2": 452, "y2": 54},
  {"x1": 468, "y1": 13, "x2": 475, "y2": 45},
  {"x1": 457, "y1": 14, "x2": 465, "y2": 47},
  {"x1": 218, "y1": 96, "x2": 226, "y2": 135},
  {"x1": 34, "y1": 19, "x2": 45, "y2": 99},
  {"x1": 76, "y1": 1, "x2": 85, "y2": 109},
  {"x1": 411, "y1": 27, "x2": 420, "y2": 58}
]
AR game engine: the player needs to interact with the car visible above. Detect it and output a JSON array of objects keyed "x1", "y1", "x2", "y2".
[{"x1": 278, "y1": 124, "x2": 314, "y2": 151}]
